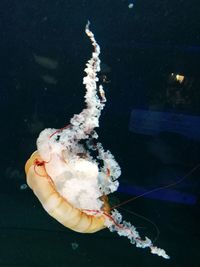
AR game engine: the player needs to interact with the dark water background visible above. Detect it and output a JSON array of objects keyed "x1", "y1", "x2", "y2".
[{"x1": 0, "y1": 1, "x2": 200, "y2": 266}]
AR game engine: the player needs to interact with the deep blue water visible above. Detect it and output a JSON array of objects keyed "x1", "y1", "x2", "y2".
[{"x1": 0, "y1": 1, "x2": 200, "y2": 266}]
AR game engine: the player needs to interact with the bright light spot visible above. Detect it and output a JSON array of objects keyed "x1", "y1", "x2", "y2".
[
  {"x1": 170, "y1": 73, "x2": 185, "y2": 83},
  {"x1": 176, "y1": 74, "x2": 185, "y2": 83},
  {"x1": 128, "y1": 3, "x2": 134, "y2": 9}
]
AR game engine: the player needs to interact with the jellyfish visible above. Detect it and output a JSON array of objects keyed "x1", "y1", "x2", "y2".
[{"x1": 25, "y1": 22, "x2": 169, "y2": 259}]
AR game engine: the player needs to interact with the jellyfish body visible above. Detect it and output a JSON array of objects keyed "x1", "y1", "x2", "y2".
[
  {"x1": 24, "y1": 22, "x2": 169, "y2": 259},
  {"x1": 25, "y1": 150, "x2": 110, "y2": 233}
]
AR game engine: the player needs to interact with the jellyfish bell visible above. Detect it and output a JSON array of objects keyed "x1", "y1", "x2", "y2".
[{"x1": 25, "y1": 149, "x2": 110, "y2": 233}]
